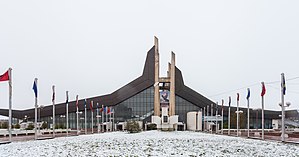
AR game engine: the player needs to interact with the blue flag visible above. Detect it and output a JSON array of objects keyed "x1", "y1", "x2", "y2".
[
  {"x1": 246, "y1": 88, "x2": 250, "y2": 100},
  {"x1": 84, "y1": 99, "x2": 87, "y2": 108},
  {"x1": 32, "y1": 79, "x2": 38, "y2": 98}
]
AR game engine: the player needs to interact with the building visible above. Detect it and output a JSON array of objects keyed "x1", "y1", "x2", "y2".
[{"x1": 0, "y1": 37, "x2": 298, "y2": 131}]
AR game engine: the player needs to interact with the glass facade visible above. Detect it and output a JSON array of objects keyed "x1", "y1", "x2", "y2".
[
  {"x1": 175, "y1": 96, "x2": 201, "y2": 123},
  {"x1": 114, "y1": 87, "x2": 154, "y2": 122}
]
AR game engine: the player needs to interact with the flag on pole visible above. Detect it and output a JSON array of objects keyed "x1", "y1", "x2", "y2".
[
  {"x1": 281, "y1": 75, "x2": 286, "y2": 95},
  {"x1": 100, "y1": 106, "x2": 104, "y2": 112},
  {"x1": 76, "y1": 95, "x2": 79, "y2": 108},
  {"x1": 103, "y1": 106, "x2": 106, "y2": 113},
  {"x1": 84, "y1": 99, "x2": 87, "y2": 108},
  {"x1": 246, "y1": 88, "x2": 250, "y2": 100},
  {"x1": 228, "y1": 96, "x2": 231, "y2": 107},
  {"x1": 0, "y1": 70, "x2": 9, "y2": 82},
  {"x1": 90, "y1": 101, "x2": 94, "y2": 112},
  {"x1": 261, "y1": 82, "x2": 266, "y2": 97},
  {"x1": 221, "y1": 99, "x2": 224, "y2": 109},
  {"x1": 52, "y1": 86, "x2": 55, "y2": 102},
  {"x1": 32, "y1": 79, "x2": 38, "y2": 98},
  {"x1": 66, "y1": 91, "x2": 69, "y2": 104},
  {"x1": 106, "y1": 106, "x2": 111, "y2": 114},
  {"x1": 237, "y1": 93, "x2": 240, "y2": 101},
  {"x1": 107, "y1": 107, "x2": 111, "y2": 114}
]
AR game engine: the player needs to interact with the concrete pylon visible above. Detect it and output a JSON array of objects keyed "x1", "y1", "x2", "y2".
[
  {"x1": 169, "y1": 52, "x2": 175, "y2": 116},
  {"x1": 154, "y1": 36, "x2": 160, "y2": 116}
]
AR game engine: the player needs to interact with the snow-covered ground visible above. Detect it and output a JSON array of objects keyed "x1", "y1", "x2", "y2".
[{"x1": 0, "y1": 131, "x2": 298, "y2": 157}]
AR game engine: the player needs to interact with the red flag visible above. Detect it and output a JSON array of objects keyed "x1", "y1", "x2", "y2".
[
  {"x1": 90, "y1": 101, "x2": 94, "y2": 112},
  {"x1": 237, "y1": 93, "x2": 240, "y2": 101},
  {"x1": 261, "y1": 82, "x2": 266, "y2": 97},
  {"x1": 0, "y1": 70, "x2": 9, "y2": 82},
  {"x1": 107, "y1": 107, "x2": 110, "y2": 114},
  {"x1": 75, "y1": 95, "x2": 79, "y2": 108}
]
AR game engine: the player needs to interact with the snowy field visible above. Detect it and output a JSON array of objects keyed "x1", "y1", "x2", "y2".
[{"x1": 0, "y1": 131, "x2": 299, "y2": 157}]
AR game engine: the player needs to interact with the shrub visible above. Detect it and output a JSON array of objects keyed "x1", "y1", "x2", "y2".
[
  {"x1": 26, "y1": 123, "x2": 34, "y2": 130},
  {"x1": 147, "y1": 124, "x2": 157, "y2": 130},
  {"x1": 126, "y1": 121, "x2": 141, "y2": 133},
  {"x1": 1, "y1": 122, "x2": 8, "y2": 129},
  {"x1": 14, "y1": 123, "x2": 20, "y2": 129},
  {"x1": 41, "y1": 122, "x2": 48, "y2": 129}
]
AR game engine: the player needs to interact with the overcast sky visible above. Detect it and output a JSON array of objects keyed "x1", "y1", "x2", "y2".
[{"x1": 0, "y1": 1, "x2": 299, "y2": 112}]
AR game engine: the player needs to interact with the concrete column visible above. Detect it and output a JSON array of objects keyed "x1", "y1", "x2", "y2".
[
  {"x1": 169, "y1": 52, "x2": 175, "y2": 116},
  {"x1": 154, "y1": 36, "x2": 160, "y2": 116}
]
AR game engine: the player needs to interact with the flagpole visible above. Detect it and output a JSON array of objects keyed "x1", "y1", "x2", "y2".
[
  {"x1": 281, "y1": 73, "x2": 285, "y2": 142},
  {"x1": 207, "y1": 105, "x2": 209, "y2": 132},
  {"x1": 34, "y1": 78, "x2": 38, "y2": 140},
  {"x1": 66, "y1": 91, "x2": 69, "y2": 137},
  {"x1": 261, "y1": 82, "x2": 265, "y2": 140},
  {"x1": 76, "y1": 95, "x2": 79, "y2": 135},
  {"x1": 52, "y1": 85, "x2": 55, "y2": 138},
  {"x1": 84, "y1": 99, "x2": 87, "y2": 134},
  {"x1": 102, "y1": 105, "x2": 104, "y2": 132},
  {"x1": 228, "y1": 104, "x2": 231, "y2": 135},
  {"x1": 237, "y1": 93, "x2": 239, "y2": 137},
  {"x1": 91, "y1": 101, "x2": 94, "y2": 134},
  {"x1": 8, "y1": 68, "x2": 12, "y2": 142},
  {"x1": 109, "y1": 107, "x2": 112, "y2": 131},
  {"x1": 247, "y1": 96, "x2": 250, "y2": 138},
  {"x1": 113, "y1": 108, "x2": 115, "y2": 131},
  {"x1": 97, "y1": 103, "x2": 99, "y2": 133},
  {"x1": 106, "y1": 107, "x2": 108, "y2": 132},
  {"x1": 216, "y1": 102, "x2": 218, "y2": 134},
  {"x1": 221, "y1": 100, "x2": 224, "y2": 134},
  {"x1": 247, "y1": 88, "x2": 250, "y2": 138},
  {"x1": 211, "y1": 103, "x2": 213, "y2": 133}
]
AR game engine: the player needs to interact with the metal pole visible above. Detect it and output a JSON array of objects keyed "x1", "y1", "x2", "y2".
[
  {"x1": 101, "y1": 105, "x2": 104, "y2": 132},
  {"x1": 97, "y1": 103, "x2": 99, "y2": 133},
  {"x1": 106, "y1": 107, "x2": 108, "y2": 132},
  {"x1": 66, "y1": 91, "x2": 69, "y2": 137},
  {"x1": 76, "y1": 95, "x2": 79, "y2": 135},
  {"x1": 281, "y1": 73, "x2": 285, "y2": 142},
  {"x1": 216, "y1": 102, "x2": 218, "y2": 134},
  {"x1": 211, "y1": 104, "x2": 213, "y2": 133},
  {"x1": 85, "y1": 99, "x2": 87, "y2": 134},
  {"x1": 221, "y1": 105, "x2": 224, "y2": 134},
  {"x1": 38, "y1": 107, "x2": 40, "y2": 135},
  {"x1": 34, "y1": 78, "x2": 38, "y2": 140},
  {"x1": 113, "y1": 108, "x2": 115, "y2": 131},
  {"x1": 228, "y1": 106, "x2": 231, "y2": 135},
  {"x1": 109, "y1": 107, "x2": 112, "y2": 131},
  {"x1": 262, "y1": 95, "x2": 264, "y2": 140},
  {"x1": 247, "y1": 98, "x2": 250, "y2": 138},
  {"x1": 237, "y1": 97, "x2": 239, "y2": 137},
  {"x1": 91, "y1": 101, "x2": 94, "y2": 134},
  {"x1": 207, "y1": 105, "x2": 209, "y2": 132},
  {"x1": 203, "y1": 107, "x2": 205, "y2": 131},
  {"x1": 8, "y1": 68, "x2": 12, "y2": 142},
  {"x1": 52, "y1": 85, "x2": 55, "y2": 138}
]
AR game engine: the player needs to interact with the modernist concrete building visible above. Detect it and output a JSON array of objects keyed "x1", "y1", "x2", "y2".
[{"x1": 0, "y1": 37, "x2": 299, "y2": 131}]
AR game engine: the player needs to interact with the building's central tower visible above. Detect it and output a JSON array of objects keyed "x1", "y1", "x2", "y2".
[{"x1": 152, "y1": 37, "x2": 178, "y2": 131}]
